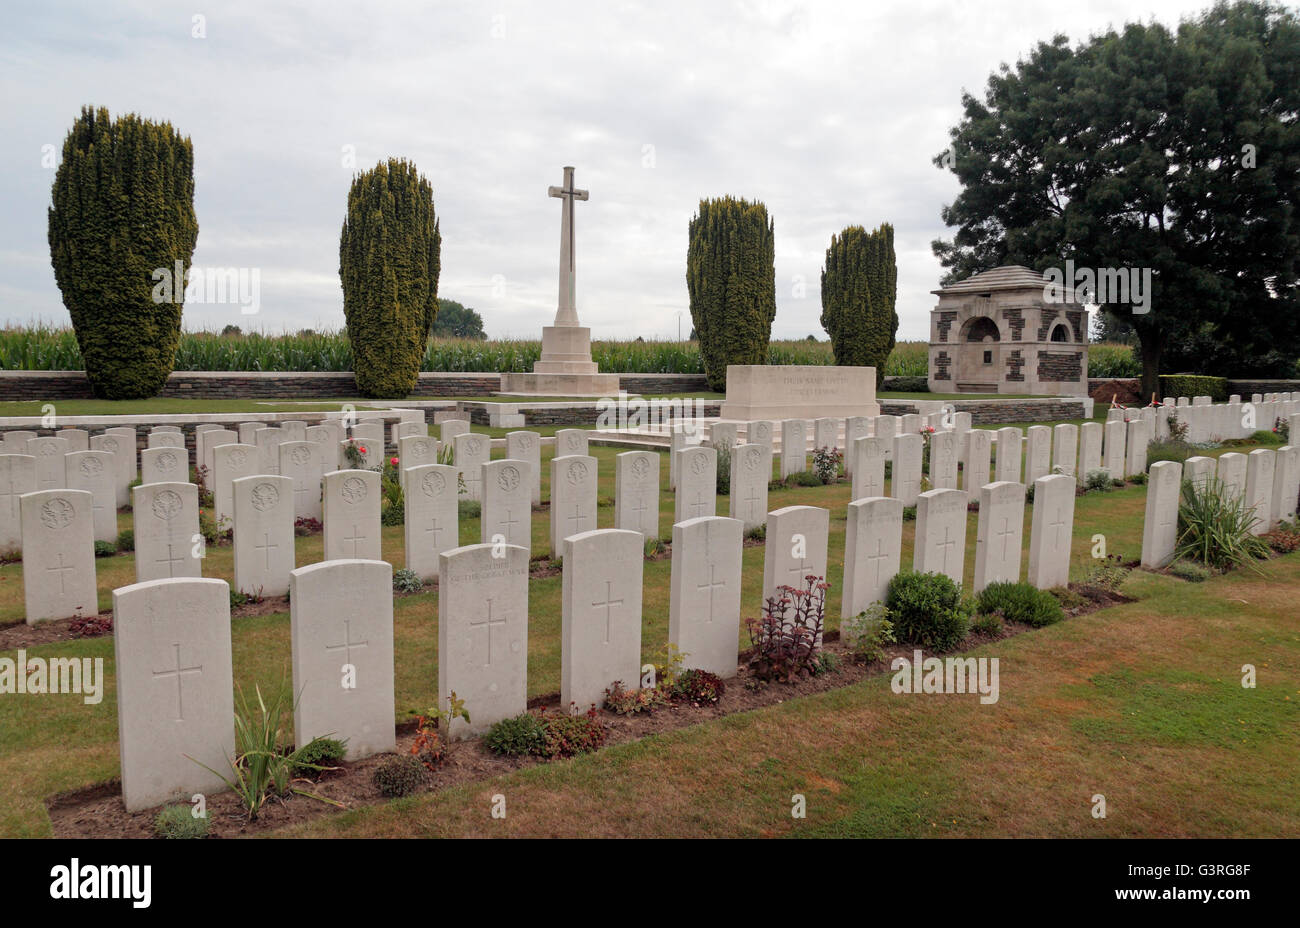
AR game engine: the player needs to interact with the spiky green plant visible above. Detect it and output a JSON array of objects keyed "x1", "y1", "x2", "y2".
[{"x1": 1174, "y1": 476, "x2": 1270, "y2": 573}]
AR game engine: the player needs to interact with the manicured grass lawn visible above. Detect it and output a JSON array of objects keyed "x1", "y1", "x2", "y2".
[{"x1": 286, "y1": 554, "x2": 1300, "y2": 838}]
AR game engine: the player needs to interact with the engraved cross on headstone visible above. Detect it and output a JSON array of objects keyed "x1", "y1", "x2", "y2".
[
  {"x1": 153, "y1": 642, "x2": 202, "y2": 722},
  {"x1": 591, "y1": 580, "x2": 624, "y2": 643},
  {"x1": 470, "y1": 596, "x2": 510, "y2": 665},
  {"x1": 325, "y1": 617, "x2": 369, "y2": 683},
  {"x1": 157, "y1": 543, "x2": 186, "y2": 577},
  {"x1": 46, "y1": 552, "x2": 77, "y2": 594},
  {"x1": 696, "y1": 564, "x2": 726, "y2": 623}
]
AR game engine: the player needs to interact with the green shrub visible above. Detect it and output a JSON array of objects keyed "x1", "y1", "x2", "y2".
[
  {"x1": 902, "y1": 505, "x2": 917, "y2": 521},
  {"x1": 340, "y1": 158, "x2": 441, "y2": 397},
  {"x1": 643, "y1": 536, "x2": 665, "y2": 557},
  {"x1": 1175, "y1": 476, "x2": 1270, "y2": 571},
  {"x1": 882, "y1": 375, "x2": 929, "y2": 393},
  {"x1": 154, "y1": 803, "x2": 208, "y2": 839},
  {"x1": 975, "y1": 581, "x2": 1064, "y2": 628},
  {"x1": 290, "y1": 737, "x2": 347, "y2": 775},
  {"x1": 372, "y1": 755, "x2": 430, "y2": 798},
  {"x1": 841, "y1": 603, "x2": 895, "y2": 662},
  {"x1": 745, "y1": 524, "x2": 766, "y2": 542},
  {"x1": 885, "y1": 571, "x2": 969, "y2": 651},
  {"x1": 458, "y1": 499, "x2": 481, "y2": 520},
  {"x1": 786, "y1": 470, "x2": 823, "y2": 487},
  {"x1": 1158, "y1": 374, "x2": 1227, "y2": 403},
  {"x1": 116, "y1": 528, "x2": 134, "y2": 552},
  {"x1": 93, "y1": 540, "x2": 116, "y2": 558},
  {"x1": 483, "y1": 713, "x2": 545, "y2": 756},
  {"x1": 48, "y1": 106, "x2": 197, "y2": 399},
  {"x1": 604, "y1": 681, "x2": 670, "y2": 715},
  {"x1": 715, "y1": 443, "x2": 731, "y2": 495},
  {"x1": 686, "y1": 196, "x2": 777, "y2": 391},
  {"x1": 1169, "y1": 559, "x2": 1212, "y2": 582},
  {"x1": 971, "y1": 611, "x2": 1003, "y2": 635},
  {"x1": 1080, "y1": 554, "x2": 1132, "y2": 591},
  {"x1": 812, "y1": 446, "x2": 842, "y2": 484},
  {"x1": 1250, "y1": 429, "x2": 1284, "y2": 446},
  {"x1": 392, "y1": 568, "x2": 423, "y2": 593},
  {"x1": 1084, "y1": 469, "x2": 1113, "y2": 492},
  {"x1": 820, "y1": 223, "x2": 897, "y2": 387}
]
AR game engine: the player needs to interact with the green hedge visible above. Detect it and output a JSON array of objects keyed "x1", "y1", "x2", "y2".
[{"x1": 1159, "y1": 374, "x2": 1228, "y2": 402}]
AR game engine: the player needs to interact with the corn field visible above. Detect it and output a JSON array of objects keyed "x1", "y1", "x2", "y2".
[{"x1": 0, "y1": 325, "x2": 1136, "y2": 378}]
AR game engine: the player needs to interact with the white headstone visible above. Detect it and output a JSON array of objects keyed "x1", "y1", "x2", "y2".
[
  {"x1": 323, "y1": 469, "x2": 382, "y2": 561},
  {"x1": 668, "y1": 516, "x2": 744, "y2": 678},
  {"x1": 1125, "y1": 418, "x2": 1149, "y2": 477},
  {"x1": 112, "y1": 577, "x2": 234, "y2": 812},
  {"x1": 550, "y1": 454, "x2": 598, "y2": 555},
  {"x1": 615, "y1": 450, "x2": 660, "y2": 539},
  {"x1": 844, "y1": 417, "x2": 871, "y2": 475},
  {"x1": 232, "y1": 475, "x2": 294, "y2": 596},
  {"x1": 1244, "y1": 448, "x2": 1276, "y2": 536},
  {"x1": 148, "y1": 431, "x2": 185, "y2": 450},
  {"x1": 254, "y1": 427, "x2": 283, "y2": 476},
  {"x1": 1184, "y1": 455, "x2": 1216, "y2": 493},
  {"x1": 1025, "y1": 426, "x2": 1052, "y2": 485},
  {"x1": 280, "y1": 420, "x2": 308, "y2": 442},
  {"x1": 842, "y1": 496, "x2": 902, "y2": 619},
  {"x1": 875, "y1": 415, "x2": 899, "y2": 459},
  {"x1": 1079, "y1": 421, "x2": 1103, "y2": 479},
  {"x1": 213, "y1": 443, "x2": 257, "y2": 530},
  {"x1": 1217, "y1": 452, "x2": 1247, "y2": 503},
  {"x1": 291, "y1": 559, "x2": 396, "y2": 760},
  {"x1": 913, "y1": 488, "x2": 968, "y2": 586},
  {"x1": 813, "y1": 417, "x2": 840, "y2": 453},
  {"x1": 728, "y1": 443, "x2": 771, "y2": 532},
  {"x1": 200, "y1": 429, "x2": 238, "y2": 484},
  {"x1": 29, "y1": 436, "x2": 70, "y2": 491},
  {"x1": 964, "y1": 428, "x2": 992, "y2": 501},
  {"x1": 141, "y1": 445, "x2": 188, "y2": 487},
  {"x1": 995, "y1": 428, "x2": 1022, "y2": 484},
  {"x1": 780, "y1": 419, "x2": 807, "y2": 478},
  {"x1": 398, "y1": 434, "x2": 441, "y2": 493},
  {"x1": 1271, "y1": 445, "x2": 1300, "y2": 526},
  {"x1": 440, "y1": 419, "x2": 470, "y2": 444},
  {"x1": 403, "y1": 463, "x2": 460, "y2": 579},
  {"x1": 0, "y1": 454, "x2": 36, "y2": 554},
  {"x1": 850, "y1": 436, "x2": 888, "y2": 501},
  {"x1": 746, "y1": 420, "x2": 775, "y2": 451},
  {"x1": 438, "y1": 543, "x2": 530, "y2": 738},
  {"x1": 56, "y1": 428, "x2": 89, "y2": 452},
  {"x1": 929, "y1": 429, "x2": 959, "y2": 490},
  {"x1": 482, "y1": 459, "x2": 532, "y2": 548},
  {"x1": 561, "y1": 529, "x2": 644, "y2": 710},
  {"x1": 1103, "y1": 420, "x2": 1126, "y2": 480},
  {"x1": 65, "y1": 450, "x2": 117, "y2": 543},
  {"x1": 973, "y1": 481, "x2": 1024, "y2": 592},
  {"x1": 892, "y1": 432, "x2": 923, "y2": 506},
  {"x1": 102, "y1": 427, "x2": 137, "y2": 507},
  {"x1": 453, "y1": 433, "x2": 490, "y2": 501},
  {"x1": 1052, "y1": 424, "x2": 1078, "y2": 477},
  {"x1": 21, "y1": 489, "x2": 97, "y2": 623},
  {"x1": 506, "y1": 431, "x2": 542, "y2": 505},
  {"x1": 237, "y1": 422, "x2": 261, "y2": 445},
  {"x1": 1141, "y1": 461, "x2": 1183, "y2": 568},
  {"x1": 674, "y1": 445, "x2": 717, "y2": 524},
  {"x1": 3, "y1": 430, "x2": 35, "y2": 453},
  {"x1": 1027, "y1": 474, "x2": 1076, "y2": 589},
  {"x1": 133, "y1": 482, "x2": 201, "y2": 582},
  {"x1": 556, "y1": 428, "x2": 589, "y2": 458},
  {"x1": 762, "y1": 505, "x2": 830, "y2": 607},
  {"x1": 279, "y1": 441, "x2": 325, "y2": 522}
]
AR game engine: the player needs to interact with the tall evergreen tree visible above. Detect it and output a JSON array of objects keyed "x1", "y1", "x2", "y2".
[
  {"x1": 48, "y1": 106, "x2": 198, "y2": 399},
  {"x1": 932, "y1": 1, "x2": 1300, "y2": 396},
  {"x1": 339, "y1": 159, "x2": 441, "y2": 397},
  {"x1": 820, "y1": 224, "x2": 897, "y2": 384},
  {"x1": 686, "y1": 196, "x2": 777, "y2": 391}
]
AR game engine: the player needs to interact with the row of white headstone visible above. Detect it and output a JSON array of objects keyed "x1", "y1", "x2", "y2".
[
  {"x1": 1107, "y1": 393, "x2": 1300, "y2": 444},
  {"x1": 1140, "y1": 446, "x2": 1300, "y2": 567}
]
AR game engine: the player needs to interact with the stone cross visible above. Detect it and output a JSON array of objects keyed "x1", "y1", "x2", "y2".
[{"x1": 548, "y1": 165, "x2": 589, "y2": 326}]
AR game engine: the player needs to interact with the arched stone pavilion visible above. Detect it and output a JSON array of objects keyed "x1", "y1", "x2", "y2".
[{"x1": 927, "y1": 265, "x2": 1089, "y2": 396}]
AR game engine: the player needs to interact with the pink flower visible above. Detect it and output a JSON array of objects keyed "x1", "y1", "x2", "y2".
[
  {"x1": 390, "y1": 456, "x2": 399, "y2": 466},
  {"x1": 359, "y1": 445, "x2": 368, "y2": 454}
]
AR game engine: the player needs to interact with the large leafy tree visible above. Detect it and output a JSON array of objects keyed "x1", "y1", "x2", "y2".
[
  {"x1": 432, "y1": 298, "x2": 486, "y2": 339},
  {"x1": 820, "y1": 223, "x2": 898, "y2": 385},
  {"x1": 686, "y1": 196, "x2": 777, "y2": 391},
  {"x1": 48, "y1": 106, "x2": 198, "y2": 399},
  {"x1": 933, "y1": 1, "x2": 1300, "y2": 396},
  {"x1": 339, "y1": 158, "x2": 441, "y2": 397}
]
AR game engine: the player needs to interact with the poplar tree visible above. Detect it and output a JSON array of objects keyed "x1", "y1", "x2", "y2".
[
  {"x1": 339, "y1": 159, "x2": 441, "y2": 397},
  {"x1": 686, "y1": 196, "x2": 777, "y2": 392},
  {"x1": 48, "y1": 106, "x2": 198, "y2": 399},
  {"x1": 820, "y1": 223, "x2": 898, "y2": 384}
]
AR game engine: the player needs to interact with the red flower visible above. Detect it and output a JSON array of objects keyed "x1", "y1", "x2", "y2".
[
  {"x1": 390, "y1": 456, "x2": 398, "y2": 466},
  {"x1": 359, "y1": 445, "x2": 368, "y2": 454}
]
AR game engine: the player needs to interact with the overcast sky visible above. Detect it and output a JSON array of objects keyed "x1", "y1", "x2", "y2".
[{"x1": 2, "y1": 0, "x2": 1217, "y2": 342}]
